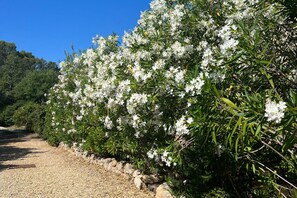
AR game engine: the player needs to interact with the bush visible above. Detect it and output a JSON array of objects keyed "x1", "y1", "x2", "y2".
[
  {"x1": 0, "y1": 102, "x2": 23, "y2": 126},
  {"x1": 45, "y1": 0, "x2": 297, "y2": 197},
  {"x1": 13, "y1": 102, "x2": 45, "y2": 133}
]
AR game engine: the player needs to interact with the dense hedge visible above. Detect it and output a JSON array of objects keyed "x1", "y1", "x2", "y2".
[{"x1": 45, "y1": 0, "x2": 297, "y2": 197}]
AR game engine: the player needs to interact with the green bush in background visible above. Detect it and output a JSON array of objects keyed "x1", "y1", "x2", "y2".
[
  {"x1": 13, "y1": 102, "x2": 44, "y2": 133},
  {"x1": 0, "y1": 40, "x2": 59, "y2": 128}
]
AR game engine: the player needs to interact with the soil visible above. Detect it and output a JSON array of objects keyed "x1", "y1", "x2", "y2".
[{"x1": 0, "y1": 127, "x2": 153, "y2": 198}]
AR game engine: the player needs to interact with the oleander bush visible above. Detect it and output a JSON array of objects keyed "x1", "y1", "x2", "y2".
[{"x1": 45, "y1": 0, "x2": 297, "y2": 197}]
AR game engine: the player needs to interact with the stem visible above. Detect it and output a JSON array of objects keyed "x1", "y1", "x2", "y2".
[
  {"x1": 261, "y1": 140, "x2": 294, "y2": 166},
  {"x1": 255, "y1": 160, "x2": 297, "y2": 190}
]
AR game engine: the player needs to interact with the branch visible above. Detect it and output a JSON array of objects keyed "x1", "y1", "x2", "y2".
[{"x1": 254, "y1": 160, "x2": 297, "y2": 190}]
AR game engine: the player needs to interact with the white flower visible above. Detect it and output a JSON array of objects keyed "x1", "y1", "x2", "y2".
[
  {"x1": 171, "y1": 41, "x2": 193, "y2": 59},
  {"x1": 220, "y1": 38, "x2": 239, "y2": 55},
  {"x1": 127, "y1": 93, "x2": 148, "y2": 114},
  {"x1": 131, "y1": 62, "x2": 151, "y2": 82},
  {"x1": 186, "y1": 117, "x2": 194, "y2": 124},
  {"x1": 104, "y1": 116, "x2": 113, "y2": 129},
  {"x1": 153, "y1": 59, "x2": 166, "y2": 71},
  {"x1": 147, "y1": 148, "x2": 158, "y2": 159},
  {"x1": 171, "y1": 41, "x2": 186, "y2": 58},
  {"x1": 264, "y1": 99, "x2": 287, "y2": 123},
  {"x1": 175, "y1": 116, "x2": 190, "y2": 135},
  {"x1": 185, "y1": 75, "x2": 205, "y2": 96},
  {"x1": 76, "y1": 115, "x2": 83, "y2": 121},
  {"x1": 118, "y1": 80, "x2": 131, "y2": 93},
  {"x1": 175, "y1": 70, "x2": 186, "y2": 83},
  {"x1": 201, "y1": 48, "x2": 214, "y2": 69},
  {"x1": 161, "y1": 151, "x2": 174, "y2": 167},
  {"x1": 107, "y1": 98, "x2": 117, "y2": 109},
  {"x1": 150, "y1": 0, "x2": 167, "y2": 13}
]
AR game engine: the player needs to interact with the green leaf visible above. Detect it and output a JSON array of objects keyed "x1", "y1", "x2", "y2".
[
  {"x1": 268, "y1": 77, "x2": 275, "y2": 89},
  {"x1": 227, "y1": 116, "x2": 242, "y2": 147},
  {"x1": 255, "y1": 124, "x2": 261, "y2": 137},
  {"x1": 282, "y1": 134, "x2": 297, "y2": 153},
  {"x1": 242, "y1": 121, "x2": 247, "y2": 136},
  {"x1": 235, "y1": 136, "x2": 240, "y2": 155},
  {"x1": 290, "y1": 89, "x2": 297, "y2": 105},
  {"x1": 212, "y1": 130, "x2": 217, "y2": 144},
  {"x1": 212, "y1": 84, "x2": 220, "y2": 97},
  {"x1": 221, "y1": 98, "x2": 238, "y2": 109},
  {"x1": 252, "y1": 164, "x2": 256, "y2": 174},
  {"x1": 259, "y1": 66, "x2": 274, "y2": 89}
]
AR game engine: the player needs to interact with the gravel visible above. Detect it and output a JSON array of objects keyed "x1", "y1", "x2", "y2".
[{"x1": 0, "y1": 129, "x2": 153, "y2": 198}]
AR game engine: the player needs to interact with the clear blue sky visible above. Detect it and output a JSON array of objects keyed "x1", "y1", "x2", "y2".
[{"x1": 0, "y1": 0, "x2": 151, "y2": 63}]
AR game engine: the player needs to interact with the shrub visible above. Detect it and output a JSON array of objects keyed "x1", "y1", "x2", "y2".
[
  {"x1": 0, "y1": 102, "x2": 23, "y2": 126},
  {"x1": 45, "y1": 0, "x2": 297, "y2": 196},
  {"x1": 13, "y1": 102, "x2": 45, "y2": 133}
]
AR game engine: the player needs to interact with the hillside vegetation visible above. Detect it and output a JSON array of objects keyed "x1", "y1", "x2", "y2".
[{"x1": 0, "y1": 40, "x2": 59, "y2": 132}]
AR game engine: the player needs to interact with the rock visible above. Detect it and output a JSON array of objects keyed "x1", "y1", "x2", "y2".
[
  {"x1": 103, "y1": 158, "x2": 113, "y2": 164},
  {"x1": 116, "y1": 162, "x2": 124, "y2": 172},
  {"x1": 64, "y1": 143, "x2": 69, "y2": 149},
  {"x1": 148, "y1": 184, "x2": 159, "y2": 192},
  {"x1": 82, "y1": 151, "x2": 89, "y2": 159},
  {"x1": 155, "y1": 183, "x2": 174, "y2": 198},
  {"x1": 132, "y1": 170, "x2": 140, "y2": 178},
  {"x1": 110, "y1": 159, "x2": 117, "y2": 167},
  {"x1": 107, "y1": 159, "x2": 117, "y2": 170},
  {"x1": 59, "y1": 142, "x2": 64, "y2": 148},
  {"x1": 134, "y1": 175, "x2": 146, "y2": 190},
  {"x1": 75, "y1": 151, "x2": 82, "y2": 158},
  {"x1": 88, "y1": 154, "x2": 96, "y2": 164},
  {"x1": 95, "y1": 159, "x2": 103, "y2": 166},
  {"x1": 142, "y1": 175, "x2": 163, "y2": 184},
  {"x1": 89, "y1": 154, "x2": 95, "y2": 160},
  {"x1": 102, "y1": 158, "x2": 113, "y2": 169},
  {"x1": 103, "y1": 162, "x2": 109, "y2": 169},
  {"x1": 124, "y1": 163, "x2": 134, "y2": 175}
]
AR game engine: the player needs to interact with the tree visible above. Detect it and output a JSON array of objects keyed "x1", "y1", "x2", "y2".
[
  {"x1": 0, "y1": 41, "x2": 16, "y2": 66},
  {"x1": 0, "y1": 40, "x2": 59, "y2": 126},
  {"x1": 13, "y1": 69, "x2": 59, "y2": 102}
]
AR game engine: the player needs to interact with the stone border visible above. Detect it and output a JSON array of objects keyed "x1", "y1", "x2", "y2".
[{"x1": 58, "y1": 142, "x2": 174, "y2": 198}]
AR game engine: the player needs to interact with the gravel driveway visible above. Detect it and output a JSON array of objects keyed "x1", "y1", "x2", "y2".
[{"x1": 0, "y1": 127, "x2": 153, "y2": 198}]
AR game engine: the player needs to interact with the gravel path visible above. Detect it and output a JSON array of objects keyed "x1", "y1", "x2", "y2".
[{"x1": 0, "y1": 127, "x2": 153, "y2": 198}]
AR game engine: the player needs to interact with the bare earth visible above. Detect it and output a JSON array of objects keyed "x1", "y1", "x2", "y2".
[{"x1": 0, "y1": 127, "x2": 153, "y2": 198}]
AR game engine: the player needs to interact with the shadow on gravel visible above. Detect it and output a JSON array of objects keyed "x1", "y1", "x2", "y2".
[
  {"x1": 0, "y1": 128, "x2": 37, "y2": 171},
  {"x1": 0, "y1": 128, "x2": 31, "y2": 143}
]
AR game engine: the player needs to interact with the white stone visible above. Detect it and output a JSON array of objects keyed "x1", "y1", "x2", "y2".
[
  {"x1": 155, "y1": 183, "x2": 174, "y2": 198},
  {"x1": 124, "y1": 163, "x2": 134, "y2": 175},
  {"x1": 134, "y1": 175, "x2": 145, "y2": 190},
  {"x1": 132, "y1": 170, "x2": 140, "y2": 178},
  {"x1": 116, "y1": 162, "x2": 124, "y2": 172},
  {"x1": 109, "y1": 159, "x2": 117, "y2": 167},
  {"x1": 89, "y1": 154, "x2": 95, "y2": 160}
]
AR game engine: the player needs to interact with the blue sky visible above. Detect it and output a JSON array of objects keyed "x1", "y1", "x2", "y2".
[{"x1": 0, "y1": 0, "x2": 151, "y2": 63}]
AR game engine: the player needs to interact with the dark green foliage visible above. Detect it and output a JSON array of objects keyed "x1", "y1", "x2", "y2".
[
  {"x1": 0, "y1": 40, "x2": 59, "y2": 128},
  {"x1": 13, "y1": 69, "x2": 58, "y2": 102},
  {"x1": 275, "y1": 0, "x2": 297, "y2": 21},
  {"x1": 13, "y1": 102, "x2": 44, "y2": 132}
]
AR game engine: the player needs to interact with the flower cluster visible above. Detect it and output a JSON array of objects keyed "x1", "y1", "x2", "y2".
[{"x1": 264, "y1": 99, "x2": 287, "y2": 123}]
